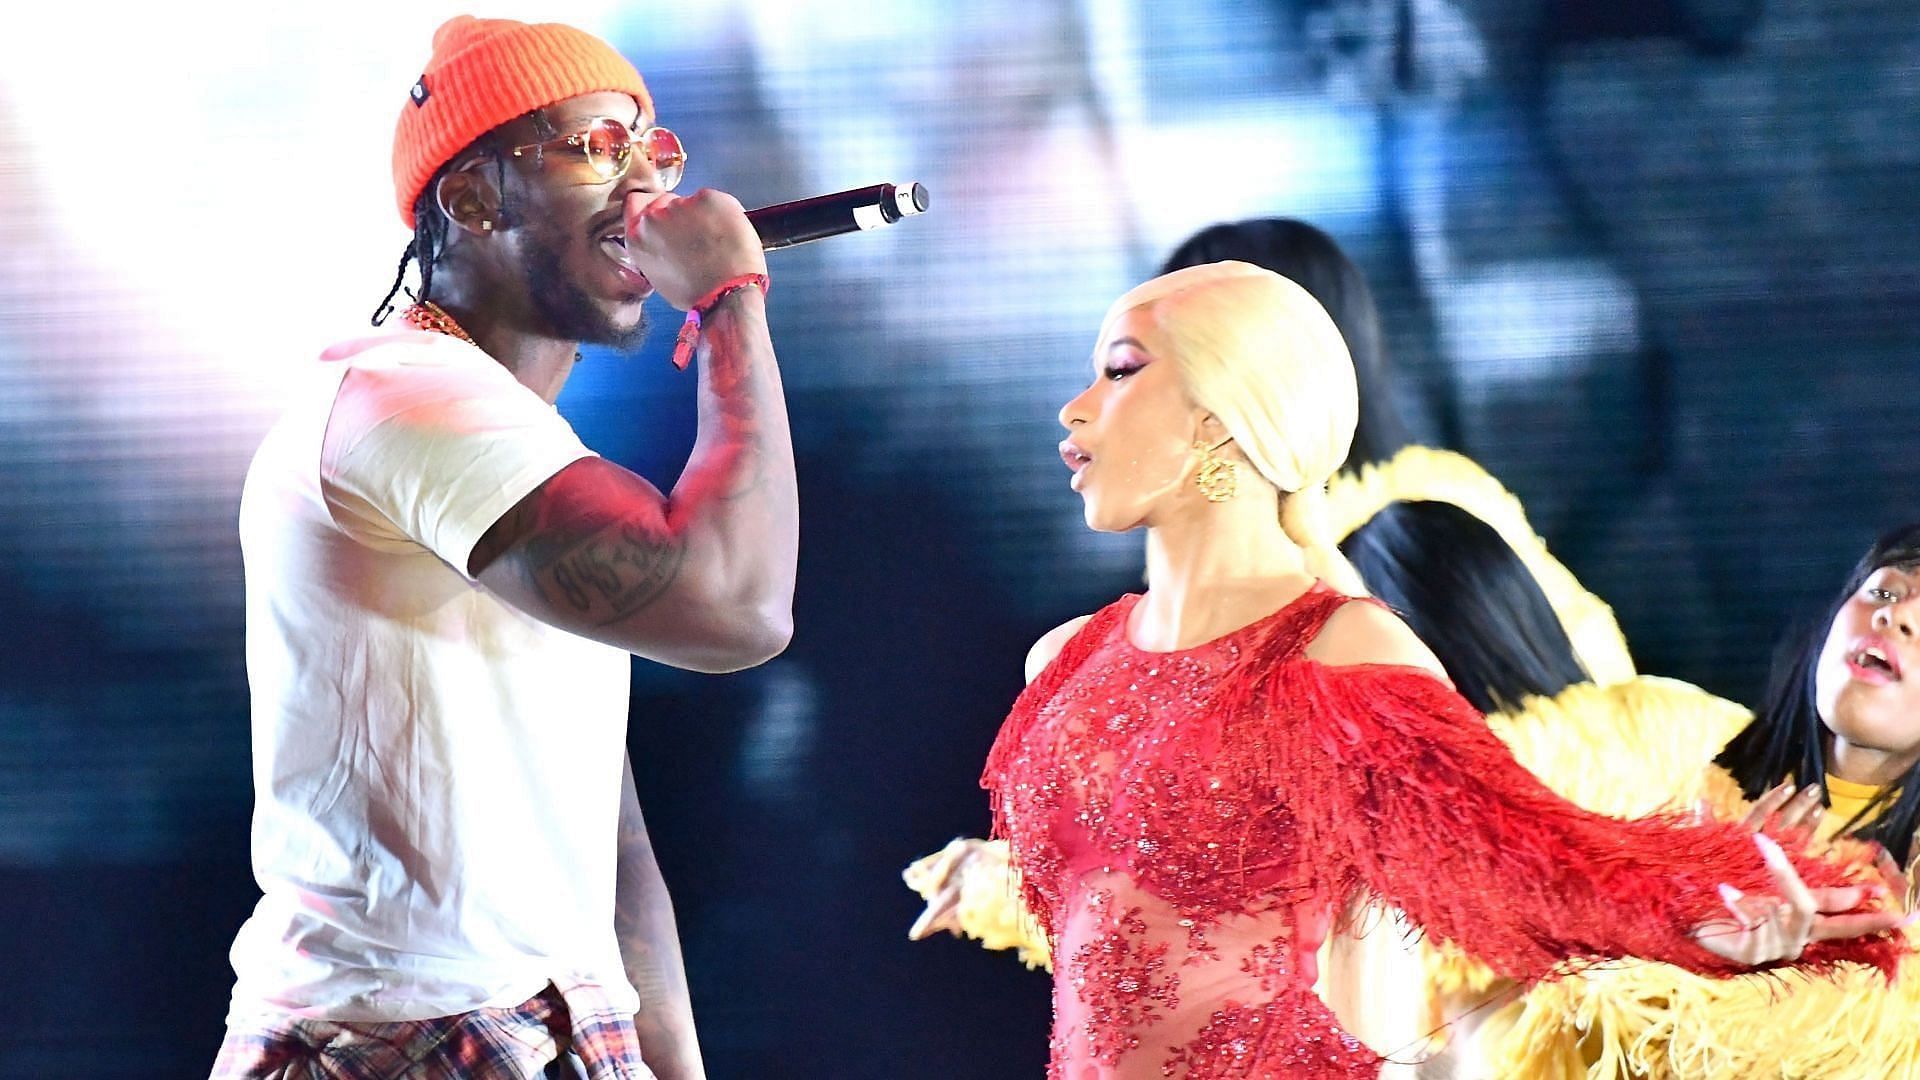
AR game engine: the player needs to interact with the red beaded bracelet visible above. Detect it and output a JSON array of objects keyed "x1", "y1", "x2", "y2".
[{"x1": 670, "y1": 272, "x2": 771, "y2": 370}]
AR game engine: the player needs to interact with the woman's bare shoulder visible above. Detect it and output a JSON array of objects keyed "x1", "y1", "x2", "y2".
[
  {"x1": 1025, "y1": 615, "x2": 1096, "y2": 684},
  {"x1": 1302, "y1": 598, "x2": 1448, "y2": 680}
]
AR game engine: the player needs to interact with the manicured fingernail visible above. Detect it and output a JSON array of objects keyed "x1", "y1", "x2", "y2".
[
  {"x1": 1868, "y1": 883, "x2": 1890, "y2": 898},
  {"x1": 1800, "y1": 785, "x2": 1823, "y2": 802},
  {"x1": 1897, "y1": 910, "x2": 1919, "y2": 930},
  {"x1": 1755, "y1": 833, "x2": 1786, "y2": 862},
  {"x1": 1719, "y1": 883, "x2": 1746, "y2": 906}
]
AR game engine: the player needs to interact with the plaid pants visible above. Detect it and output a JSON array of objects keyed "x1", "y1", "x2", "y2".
[{"x1": 210, "y1": 981, "x2": 655, "y2": 1080}]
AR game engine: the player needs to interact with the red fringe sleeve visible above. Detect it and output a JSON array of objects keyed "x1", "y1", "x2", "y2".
[{"x1": 1266, "y1": 660, "x2": 1907, "y2": 986}]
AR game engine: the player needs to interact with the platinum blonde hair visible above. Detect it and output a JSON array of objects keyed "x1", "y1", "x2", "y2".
[{"x1": 1099, "y1": 260, "x2": 1368, "y2": 594}]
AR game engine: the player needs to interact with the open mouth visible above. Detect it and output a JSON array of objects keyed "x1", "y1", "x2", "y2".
[
  {"x1": 598, "y1": 229, "x2": 633, "y2": 266},
  {"x1": 1849, "y1": 639, "x2": 1903, "y2": 681},
  {"x1": 595, "y1": 228, "x2": 651, "y2": 291},
  {"x1": 1059, "y1": 441, "x2": 1092, "y2": 474}
]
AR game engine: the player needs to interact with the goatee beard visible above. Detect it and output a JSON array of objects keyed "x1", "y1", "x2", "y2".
[{"x1": 522, "y1": 228, "x2": 650, "y2": 352}]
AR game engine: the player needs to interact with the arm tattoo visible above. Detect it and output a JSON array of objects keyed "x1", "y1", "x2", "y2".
[
  {"x1": 713, "y1": 386, "x2": 767, "y2": 502},
  {"x1": 701, "y1": 312, "x2": 770, "y2": 503},
  {"x1": 519, "y1": 512, "x2": 687, "y2": 624}
]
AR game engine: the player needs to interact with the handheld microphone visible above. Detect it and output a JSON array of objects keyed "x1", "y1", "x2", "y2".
[{"x1": 746, "y1": 182, "x2": 930, "y2": 251}]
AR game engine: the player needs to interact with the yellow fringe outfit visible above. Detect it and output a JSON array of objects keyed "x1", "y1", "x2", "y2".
[
  {"x1": 1451, "y1": 755, "x2": 1920, "y2": 1080},
  {"x1": 903, "y1": 837, "x2": 1050, "y2": 969}
]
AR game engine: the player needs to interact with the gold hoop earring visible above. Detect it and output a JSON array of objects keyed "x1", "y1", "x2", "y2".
[{"x1": 1194, "y1": 436, "x2": 1239, "y2": 503}]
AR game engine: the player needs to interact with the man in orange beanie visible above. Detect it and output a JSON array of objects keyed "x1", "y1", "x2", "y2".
[{"x1": 211, "y1": 16, "x2": 793, "y2": 1080}]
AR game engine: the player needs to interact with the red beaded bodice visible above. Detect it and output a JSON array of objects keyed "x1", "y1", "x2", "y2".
[{"x1": 982, "y1": 586, "x2": 1905, "y2": 1079}]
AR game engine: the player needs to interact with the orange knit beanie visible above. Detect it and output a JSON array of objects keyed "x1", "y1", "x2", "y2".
[{"x1": 391, "y1": 15, "x2": 653, "y2": 228}]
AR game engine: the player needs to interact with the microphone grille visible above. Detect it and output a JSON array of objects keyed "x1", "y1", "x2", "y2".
[{"x1": 892, "y1": 182, "x2": 930, "y2": 217}]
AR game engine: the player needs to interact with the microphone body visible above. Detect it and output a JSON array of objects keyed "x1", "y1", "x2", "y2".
[{"x1": 746, "y1": 182, "x2": 930, "y2": 251}]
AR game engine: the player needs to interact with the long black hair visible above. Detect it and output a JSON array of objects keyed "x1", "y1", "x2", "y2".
[
  {"x1": 1717, "y1": 522, "x2": 1920, "y2": 864},
  {"x1": 1159, "y1": 218, "x2": 1411, "y2": 469},
  {"x1": 1341, "y1": 499, "x2": 1590, "y2": 713}
]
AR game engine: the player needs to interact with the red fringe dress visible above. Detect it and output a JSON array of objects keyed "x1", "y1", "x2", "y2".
[{"x1": 981, "y1": 586, "x2": 1904, "y2": 1079}]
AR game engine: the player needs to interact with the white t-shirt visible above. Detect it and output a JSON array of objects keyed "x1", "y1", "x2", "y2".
[{"x1": 227, "y1": 328, "x2": 638, "y2": 1023}]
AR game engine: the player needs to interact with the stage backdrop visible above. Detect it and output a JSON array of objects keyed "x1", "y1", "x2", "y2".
[{"x1": 1, "y1": 0, "x2": 1915, "y2": 1075}]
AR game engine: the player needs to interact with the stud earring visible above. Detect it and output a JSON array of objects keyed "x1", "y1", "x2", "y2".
[
  {"x1": 1195, "y1": 436, "x2": 1239, "y2": 502},
  {"x1": 480, "y1": 219, "x2": 494, "y2": 232}
]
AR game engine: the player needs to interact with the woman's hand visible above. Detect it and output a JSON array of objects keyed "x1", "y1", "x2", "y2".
[
  {"x1": 903, "y1": 838, "x2": 995, "y2": 941},
  {"x1": 1872, "y1": 842, "x2": 1916, "y2": 917},
  {"x1": 1694, "y1": 833, "x2": 1909, "y2": 964},
  {"x1": 1741, "y1": 780, "x2": 1825, "y2": 835}
]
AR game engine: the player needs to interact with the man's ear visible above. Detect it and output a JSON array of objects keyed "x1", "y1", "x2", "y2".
[{"x1": 434, "y1": 158, "x2": 505, "y2": 237}]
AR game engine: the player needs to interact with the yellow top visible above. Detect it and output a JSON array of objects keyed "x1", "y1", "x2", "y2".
[{"x1": 1821, "y1": 772, "x2": 1889, "y2": 841}]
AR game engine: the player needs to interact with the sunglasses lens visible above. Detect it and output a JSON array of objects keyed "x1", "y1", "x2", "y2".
[
  {"x1": 644, "y1": 127, "x2": 686, "y2": 191},
  {"x1": 584, "y1": 119, "x2": 632, "y2": 181}
]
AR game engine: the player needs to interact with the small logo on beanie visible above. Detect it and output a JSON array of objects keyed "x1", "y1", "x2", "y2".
[{"x1": 410, "y1": 75, "x2": 431, "y2": 107}]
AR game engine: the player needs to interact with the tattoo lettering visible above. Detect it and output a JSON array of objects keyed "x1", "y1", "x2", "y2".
[{"x1": 523, "y1": 518, "x2": 687, "y2": 623}]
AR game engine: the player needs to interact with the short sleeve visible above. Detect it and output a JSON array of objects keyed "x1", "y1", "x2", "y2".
[{"x1": 320, "y1": 341, "x2": 597, "y2": 578}]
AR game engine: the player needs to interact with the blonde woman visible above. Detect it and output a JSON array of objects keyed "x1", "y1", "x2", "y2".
[
  {"x1": 944, "y1": 262, "x2": 1904, "y2": 1079},
  {"x1": 909, "y1": 219, "x2": 1639, "y2": 1068}
]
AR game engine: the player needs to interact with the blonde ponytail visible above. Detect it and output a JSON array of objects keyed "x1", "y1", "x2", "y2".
[{"x1": 1281, "y1": 484, "x2": 1370, "y2": 596}]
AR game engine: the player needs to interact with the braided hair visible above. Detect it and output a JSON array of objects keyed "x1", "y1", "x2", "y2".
[
  {"x1": 370, "y1": 182, "x2": 451, "y2": 326},
  {"x1": 370, "y1": 110, "x2": 559, "y2": 326}
]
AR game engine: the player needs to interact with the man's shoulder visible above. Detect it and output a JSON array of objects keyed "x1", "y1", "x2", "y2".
[
  {"x1": 321, "y1": 328, "x2": 489, "y2": 376},
  {"x1": 248, "y1": 331, "x2": 450, "y2": 439},
  {"x1": 322, "y1": 330, "x2": 528, "y2": 425}
]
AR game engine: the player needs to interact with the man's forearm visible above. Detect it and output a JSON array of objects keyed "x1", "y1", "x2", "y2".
[
  {"x1": 668, "y1": 286, "x2": 798, "y2": 615},
  {"x1": 470, "y1": 285, "x2": 795, "y2": 671},
  {"x1": 616, "y1": 757, "x2": 705, "y2": 1080}
]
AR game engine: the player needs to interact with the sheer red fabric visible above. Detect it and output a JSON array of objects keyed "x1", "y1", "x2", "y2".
[{"x1": 982, "y1": 586, "x2": 1904, "y2": 1079}]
